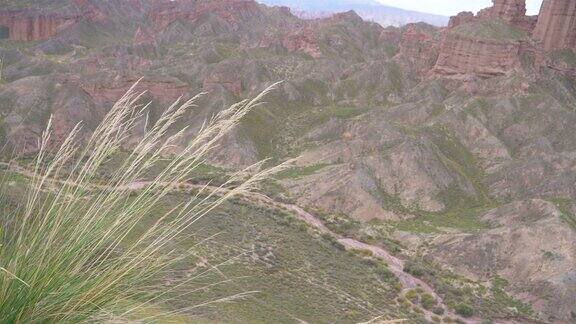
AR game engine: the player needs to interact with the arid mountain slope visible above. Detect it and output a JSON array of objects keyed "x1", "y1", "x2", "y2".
[{"x1": 0, "y1": 0, "x2": 575, "y2": 322}]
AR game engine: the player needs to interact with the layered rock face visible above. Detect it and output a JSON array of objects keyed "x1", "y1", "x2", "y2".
[
  {"x1": 0, "y1": 11, "x2": 78, "y2": 41},
  {"x1": 434, "y1": 33, "x2": 522, "y2": 77},
  {"x1": 439, "y1": 0, "x2": 576, "y2": 77},
  {"x1": 533, "y1": 0, "x2": 576, "y2": 51},
  {"x1": 435, "y1": 0, "x2": 538, "y2": 77}
]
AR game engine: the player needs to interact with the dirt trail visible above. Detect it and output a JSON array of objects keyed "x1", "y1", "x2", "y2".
[
  {"x1": 3, "y1": 163, "x2": 479, "y2": 323},
  {"x1": 250, "y1": 195, "x2": 471, "y2": 322}
]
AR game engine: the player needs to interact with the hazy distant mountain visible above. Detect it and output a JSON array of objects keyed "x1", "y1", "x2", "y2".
[{"x1": 258, "y1": 0, "x2": 449, "y2": 26}]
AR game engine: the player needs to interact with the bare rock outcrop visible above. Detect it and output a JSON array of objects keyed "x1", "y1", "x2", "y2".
[
  {"x1": 479, "y1": 0, "x2": 537, "y2": 31},
  {"x1": 434, "y1": 0, "x2": 538, "y2": 78},
  {"x1": 396, "y1": 23, "x2": 439, "y2": 79},
  {"x1": 0, "y1": 10, "x2": 78, "y2": 41},
  {"x1": 533, "y1": 0, "x2": 576, "y2": 51},
  {"x1": 447, "y1": 12, "x2": 476, "y2": 28},
  {"x1": 433, "y1": 30, "x2": 523, "y2": 78},
  {"x1": 281, "y1": 28, "x2": 322, "y2": 58}
]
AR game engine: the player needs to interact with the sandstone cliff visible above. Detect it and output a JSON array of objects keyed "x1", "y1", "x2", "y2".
[
  {"x1": 533, "y1": 0, "x2": 576, "y2": 51},
  {"x1": 438, "y1": 0, "x2": 576, "y2": 77},
  {"x1": 433, "y1": 20, "x2": 528, "y2": 77},
  {"x1": 434, "y1": 35, "x2": 520, "y2": 77},
  {"x1": 434, "y1": 0, "x2": 545, "y2": 77}
]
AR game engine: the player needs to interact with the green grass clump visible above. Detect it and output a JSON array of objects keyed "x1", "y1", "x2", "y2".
[
  {"x1": 420, "y1": 293, "x2": 436, "y2": 310},
  {"x1": 395, "y1": 206, "x2": 489, "y2": 234},
  {"x1": 403, "y1": 261, "x2": 427, "y2": 278},
  {"x1": 454, "y1": 303, "x2": 474, "y2": 317},
  {"x1": 0, "y1": 82, "x2": 282, "y2": 322}
]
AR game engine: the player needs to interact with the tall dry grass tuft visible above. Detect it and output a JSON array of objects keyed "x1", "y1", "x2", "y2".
[{"x1": 0, "y1": 81, "x2": 283, "y2": 322}]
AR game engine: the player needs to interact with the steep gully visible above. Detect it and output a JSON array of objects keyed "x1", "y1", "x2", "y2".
[{"x1": 2, "y1": 162, "x2": 479, "y2": 323}]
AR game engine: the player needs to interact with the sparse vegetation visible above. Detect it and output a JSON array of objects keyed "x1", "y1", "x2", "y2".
[
  {"x1": 451, "y1": 19, "x2": 528, "y2": 41},
  {"x1": 490, "y1": 277, "x2": 534, "y2": 316},
  {"x1": 548, "y1": 197, "x2": 576, "y2": 231}
]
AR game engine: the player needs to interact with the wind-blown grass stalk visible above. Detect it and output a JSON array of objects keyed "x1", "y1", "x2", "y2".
[{"x1": 0, "y1": 81, "x2": 283, "y2": 322}]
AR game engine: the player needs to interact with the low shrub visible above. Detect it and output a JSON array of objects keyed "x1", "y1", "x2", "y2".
[
  {"x1": 454, "y1": 303, "x2": 474, "y2": 317},
  {"x1": 420, "y1": 293, "x2": 436, "y2": 310},
  {"x1": 403, "y1": 260, "x2": 427, "y2": 277}
]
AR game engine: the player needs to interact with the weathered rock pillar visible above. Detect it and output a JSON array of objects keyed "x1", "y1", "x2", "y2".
[{"x1": 533, "y1": 0, "x2": 576, "y2": 51}]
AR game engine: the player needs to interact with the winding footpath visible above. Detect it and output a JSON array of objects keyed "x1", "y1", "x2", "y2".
[{"x1": 2, "y1": 162, "x2": 480, "y2": 323}]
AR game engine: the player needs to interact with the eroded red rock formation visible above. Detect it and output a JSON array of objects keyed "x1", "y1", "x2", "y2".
[
  {"x1": 281, "y1": 29, "x2": 322, "y2": 58},
  {"x1": 450, "y1": 0, "x2": 537, "y2": 32},
  {"x1": 434, "y1": 34, "x2": 522, "y2": 77},
  {"x1": 533, "y1": 0, "x2": 576, "y2": 51},
  {"x1": 0, "y1": 11, "x2": 78, "y2": 41},
  {"x1": 480, "y1": 0, "x2": 527, "y2": 20},
  {"x1": 397, "y1": 24, "x2": 439, "y2": 78},
  {"x1": 0, "y1": 0, "x2": 111, "y2": 42},
  {"x1": 434, "y1": 0, "x2": 542, "y2": 77},
  {"x1": 448, "y1": 12, "x2": 476, "y2": 28}
]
